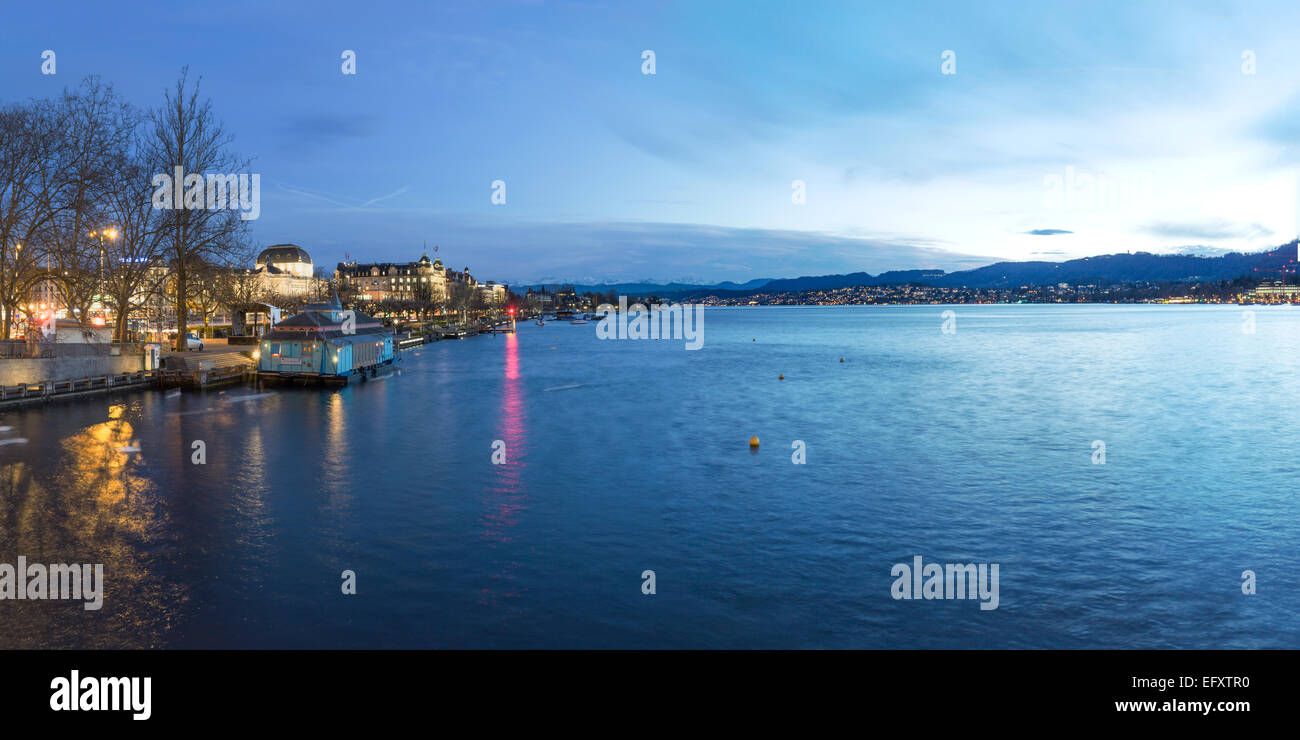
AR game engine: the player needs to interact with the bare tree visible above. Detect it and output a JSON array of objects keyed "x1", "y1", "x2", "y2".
[
  {"x1": 468, "y1": 286, "x2": 488, "y2": 323},
  {"x1": 101, "y1": 144, "x2": 167, "y2": 342},
  {"x1": 261, "y1": 288, "x2": 307, "y2": 315},
  {"x1": 39, "y1": 78, "x2": 136, "y2": 330},
  {"x1": 186, "y1": 260, "x2": 225, "y2": 337},
  {"x1": 308, "y1": 266, "x2": 336, "y2": 302},
  {"x1": 0, "y1": 101, "x2": 58, "y2": 338},
  {"x1": 448, "y1": 282, "x2": 474, "y2": 325},
  {"x1": 141, "y1": 68, "x2": 247, "y2": 351},
  {"x1": 219, "y1": 259, "x2": 268, "y2": 308},
  {"x1": 412, "y1": 279, "x2": 439, "y2": 321},
  {"x1": 336, "y1": 276, "x2": 361, "y2": 311}
]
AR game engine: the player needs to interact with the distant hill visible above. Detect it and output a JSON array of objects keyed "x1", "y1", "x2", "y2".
[
  {"x1": 670, "y1": 242, "x2": 1299, "y2": 297},
  {"x1": 925, "y1": 244, "x2": 1298, "y2": 288},
  {"x1": 523, "y1": 243, "x2": 1298, "y2": 299},
  {"x1": 759, "y1": 269, "x2": 947, "y2": 292},
  {"x1": 710, "y1": 278, "x2": 774, "y2": 291}
]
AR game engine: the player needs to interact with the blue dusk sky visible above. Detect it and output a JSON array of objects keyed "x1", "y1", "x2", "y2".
[{"x1": 3, "y1": 1, "x2": 1300, "y2": 284}]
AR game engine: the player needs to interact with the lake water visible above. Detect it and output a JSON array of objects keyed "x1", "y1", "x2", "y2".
[{"x1": 1, "y1": 305, "x2": 1298, "y2": 648}]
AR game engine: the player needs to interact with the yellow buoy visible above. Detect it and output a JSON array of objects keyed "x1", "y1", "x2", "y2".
[{"x1": 749, "y1": 436, "x2": 760, "y2": 448}]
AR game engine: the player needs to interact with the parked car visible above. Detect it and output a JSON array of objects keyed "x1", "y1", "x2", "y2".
[{"x1": 185, "y1": 332, "x2": 204, "y2": 351}]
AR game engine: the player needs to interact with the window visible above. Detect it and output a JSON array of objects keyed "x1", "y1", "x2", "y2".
[{"x1": 270, "y1": 342, "x2": 281, "y2": 356}]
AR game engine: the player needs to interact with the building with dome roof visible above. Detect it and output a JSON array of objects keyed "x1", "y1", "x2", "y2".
[{"x1": 255, "y1": 243, "x2": 315, "y2": 297}]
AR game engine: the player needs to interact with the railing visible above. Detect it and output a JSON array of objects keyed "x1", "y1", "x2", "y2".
[
  {"x1": 0, "y1": 340, "x2": 29, "y2": 359},
  {"x1": 0, "y1": 370, "x2": 157, "y2": 402},
  {"x1": 52, "y1": 342, "x2": 147, "y2": 357},
  {"x1": 0, "y1": 340, "x2": 147, "y2": 359}
]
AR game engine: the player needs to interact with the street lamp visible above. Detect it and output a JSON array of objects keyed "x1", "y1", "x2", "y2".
[{"x1": 89, "y1": 227, "x2": 117, "y2": 319}]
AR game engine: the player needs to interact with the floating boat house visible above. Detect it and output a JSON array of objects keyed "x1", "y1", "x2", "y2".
[{"x1": 256, "y1": 298, "x2": 395, "y2": 384}]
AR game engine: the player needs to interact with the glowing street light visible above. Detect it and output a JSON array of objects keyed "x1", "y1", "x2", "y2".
[{"x1": 89, "y1": 227, "x2": 118, "y2": 327}]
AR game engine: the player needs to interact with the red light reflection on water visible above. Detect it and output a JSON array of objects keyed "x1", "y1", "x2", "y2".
[{"x1": 478, "y1": 332, "x2": 530, "y2": 615}]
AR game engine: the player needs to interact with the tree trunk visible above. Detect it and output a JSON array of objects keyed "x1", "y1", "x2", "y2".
[
  {"x1": 174, "y1": 271, "x2": 187, "y2": 352},
  {"x1": 114, "y1": 307, "x2": 128, "y2": 343}
]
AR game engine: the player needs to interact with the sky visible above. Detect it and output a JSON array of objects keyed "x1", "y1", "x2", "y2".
[{"x1": 3, "y1": 0, "x2": 1300, "y2": 285}]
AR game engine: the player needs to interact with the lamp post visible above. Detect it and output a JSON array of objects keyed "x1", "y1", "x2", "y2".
[{"x1": 88, "y1": 227, "x2": 117, "y2": 325}]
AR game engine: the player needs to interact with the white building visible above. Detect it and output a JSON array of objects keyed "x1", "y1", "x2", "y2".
[
  {"x1": 479, "y1": 281, "x2": 507, "y2": 303},
  {"x1": 256, "y1": 244, "x2": 315, "y2": 297}
]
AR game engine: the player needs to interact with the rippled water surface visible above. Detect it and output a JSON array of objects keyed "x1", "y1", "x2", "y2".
[{"x1": 1, "y1": 305, "x2": 1297, "y2": 648}]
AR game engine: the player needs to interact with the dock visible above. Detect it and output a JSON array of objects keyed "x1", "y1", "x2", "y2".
[
  {"x1": 159, "y1": 353, "x2": 257, "y2": 390},
  {"x1": 395, "y1": 334, "x2": 430, "y2": 350}
]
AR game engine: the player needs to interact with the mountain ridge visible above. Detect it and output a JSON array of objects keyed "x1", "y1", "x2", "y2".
[
  {"x1": 685, "y1": 242, "x2": 1300, "y2": 298},
  {"x1": 520, "y1": 242, "x2": 1299, "y2": 298}
]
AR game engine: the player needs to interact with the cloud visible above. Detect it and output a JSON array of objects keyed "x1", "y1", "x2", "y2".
[
  {"x1": 273, "y1": 182, "x2": 409, "y2": 211},
  {"x1": 288, "y1": 215, "x2": 995, "y2": 284},
  {"x1": 359, "y1": 187, "x2": 410, "y2": 208},
  {"x1": 1166, "y1": 245, "x2": 1246, "y2": 258},
  {"x1": 607, "y1": 120, "x2": 701, "y2": 164},
  {"x1": 276, "y1": 114, "x2": 379, "y2": 145},
  {"x1": 1140, "y1": 220, "x2": 1273, "y2": 240},
  {"x1": 1023, "y1": 229, "x2": 1073, "y2": 236}
]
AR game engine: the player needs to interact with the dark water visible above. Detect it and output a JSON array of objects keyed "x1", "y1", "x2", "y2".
[{"x1": 2, "y1": 305, "x2": 1298, "y2": 648}]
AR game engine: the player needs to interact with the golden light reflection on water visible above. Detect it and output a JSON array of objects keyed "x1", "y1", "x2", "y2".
[
  {"x1": 0, "y1": 404, "x2": 183, "y2": 648},
  {"x1": 320, "y1": 392, "x2": 355, "y2": 525},
  {"x1": 221, "y1": 403, "x2": 274, "y2": 593}
]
